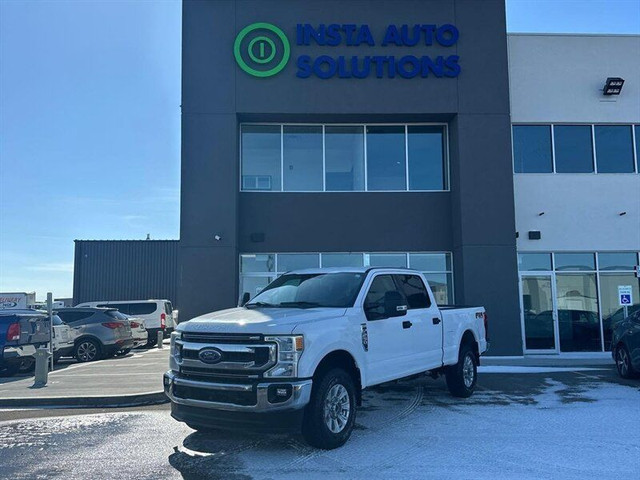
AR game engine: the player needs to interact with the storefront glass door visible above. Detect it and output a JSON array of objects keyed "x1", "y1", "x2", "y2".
[{"x1": 521, "y1": 274, "x2": 559, "y2": 353}]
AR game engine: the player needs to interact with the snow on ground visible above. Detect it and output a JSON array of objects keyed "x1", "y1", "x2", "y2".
[{"x1": 478, "y1": 366, "x2": 606, "y2": 374}]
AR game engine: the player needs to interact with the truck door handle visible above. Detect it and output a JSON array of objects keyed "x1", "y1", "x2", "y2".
[
  {"x1": 432, "y1": 318, "x2": 441, "y2": 325},
  {"x1": 402, "y1": 321, "x2": 412, "y2": 329}
]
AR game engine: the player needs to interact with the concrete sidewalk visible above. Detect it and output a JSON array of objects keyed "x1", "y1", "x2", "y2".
[
  {"x1": 0, "y1": 347, "x2": 169, "y2": 408},
  {"x1": 483, "y1": 353, "x2": 615, "y2": 367}
]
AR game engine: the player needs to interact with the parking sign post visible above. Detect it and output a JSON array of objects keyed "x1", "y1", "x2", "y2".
[
  {"x1": 618, "y1": 285, "x2": 633, "y2": 319},
  {"x1": 47, "y1": 292, "x2": 54, "y2": 371}
]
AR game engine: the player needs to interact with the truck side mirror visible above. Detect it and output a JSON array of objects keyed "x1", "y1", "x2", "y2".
[
  {"x1": 384, "y1": 291, "x2": 407, "y2": 318},
  {"x1": 240, "y1": 292, "x2": 251, "y2": 307}
]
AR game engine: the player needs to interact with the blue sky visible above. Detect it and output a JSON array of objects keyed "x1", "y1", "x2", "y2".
[{"x1": 1, "y1": 0, "x2": 639, "y2": 299}]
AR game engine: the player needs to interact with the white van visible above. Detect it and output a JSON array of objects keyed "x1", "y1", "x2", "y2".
[{"x1": 74, "y1": 299, "x2": 174, "y2": 346}]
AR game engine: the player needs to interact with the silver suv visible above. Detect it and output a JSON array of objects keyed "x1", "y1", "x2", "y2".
[{"x1": 55, "y1": 308, "x2": 133, "y2": 362}]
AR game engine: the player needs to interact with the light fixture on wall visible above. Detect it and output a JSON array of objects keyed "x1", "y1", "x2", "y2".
[
  {"x1": 214, "y1": 234, "x2": 222, "y2": 241},
  {"x1": 603, "y1": 77, "x2": 624, "y2": 95},
  {"x1": 538, "y1": 212, "x2": 545, "y2": 216},
  {"x1": 619, "y1": 211, "x2": 627, "y2": 216}
]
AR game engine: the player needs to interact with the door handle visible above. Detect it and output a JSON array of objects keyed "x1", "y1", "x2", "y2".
[
  {"x1": 432, "y1": 317, "x2": 441, "y2": 325},
  {"x1": 402, "y1": 321, "x2": 412, "y2": 329}
]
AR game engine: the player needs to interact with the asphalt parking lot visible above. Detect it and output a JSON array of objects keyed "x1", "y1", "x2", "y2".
[{"x1": 1, "y1": 365, "x2": 638, "y2": 480}]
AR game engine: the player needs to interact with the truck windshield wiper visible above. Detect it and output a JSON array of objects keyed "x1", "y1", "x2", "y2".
[
  {"x1": 245, "y1": 302, "x2": 278, "y2": 308},
  {"x1": 277, "y1": 301, "x2": 323, "y2": 309}
]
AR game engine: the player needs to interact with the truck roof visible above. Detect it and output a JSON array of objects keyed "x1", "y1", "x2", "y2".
[{"x1": 283, "y1": 267, "x2": 420, "y2": 275}]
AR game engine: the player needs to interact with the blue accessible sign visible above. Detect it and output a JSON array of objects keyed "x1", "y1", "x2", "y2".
[{"x1": 618, "y1": 285, "x2": 633, "y2": 306}]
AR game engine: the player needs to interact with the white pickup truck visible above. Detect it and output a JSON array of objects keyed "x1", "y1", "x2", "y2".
[{"x1": 165, "y1": 268, "x2": 488, "y2": 449}]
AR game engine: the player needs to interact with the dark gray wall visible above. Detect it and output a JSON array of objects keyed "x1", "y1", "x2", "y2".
[
  {"x1": 73, "y1": 240, "x2": 179, "y2": 306},
  {"x1": 180, "y1": 0, "x2": 522, "y2": 354}
]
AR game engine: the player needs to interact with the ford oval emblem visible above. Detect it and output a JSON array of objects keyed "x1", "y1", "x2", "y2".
[{"x1": 198, "y1": 348, "x2": 223, "y2": 364}]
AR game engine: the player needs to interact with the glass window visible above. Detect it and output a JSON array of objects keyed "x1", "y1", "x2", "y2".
[
  {"x1": 240, "y1": 276, "x2": 274, "y2": 301},
  {"x1": 366, "y1": 253, "x2": 407, "y2": 268},
  {"x1": 241, "y1": 125, "x2": 281, "y2": 191},
  {"x1": 553, "y1": 125, "x2": 594, "y2": 173},
  {"x1": 277, "y1": 254, "x2": 320, "y2": 272},
  {"x1": 366, "y1": 126, "x2": 406, "y2": 190},
  {"x1": 283, "y1": 126, "x2": 323, "y2": 191},
  {"x1": 635, "y1": 125, "x2": 640, "y2": 168},
  {"x1": 595, "y1": 125, "x2": 634, "y2": 173},
  {"x1": 518, "y1": 253, "x2": 552, "y2": 271},
  {"x1": 600, "y1": 274, "x2": 640, "y2": 351},
  {"x1": 521, "y1": 276, "x2": 555, "y2": 350},
  {"x1": 98, "y1": 303, "x2": 130, "y2": 315},
  {"x1": 240, "y1": 254, "x2": 275, "y2": 273},
  {"x1": 408, "y1": 253, "x2": 451, "y2": 272},
  {"x1": 423, "y1": 273, "x2": 453, "y2": 304},
  {"x1": 325, "y1": 126, "x2": 365, "y2": 191},
  {"x1": 512, "y1": 125, "x2": 553, "y2": 173},
  {"x1": 129, "y1": 303, "x2": 157, "y2": 315},
  {"x1": 554, "y1": 253, "x2": 595, "y2": 271},
  {"x1": 556, "y1": 274, "x2": 601, "y2": 352},
  {"x1": 598, "y1": 252, "x2": 638, "y2": 271},
  {"x1": 364, "y1": 275, "x2": 405, "y2": 320},
  {"x1": 322, "y1": 253, "x2": 364, "y2": 268},
  {"x1": 407, "y1": 126, "x2": 446, "y2": 190},
  {"x1": 395, "y1": 274, "x2": 431, "y2": 309}
]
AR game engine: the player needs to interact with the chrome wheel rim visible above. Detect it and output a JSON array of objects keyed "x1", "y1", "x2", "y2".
[
  {"x1": 323, "y1": 384, "x2": 350, "y2": 434},
  {"x1": 617, "y1": 348, "x2": 629, "y2": 376},
  {"x1": 78, "y1": 342, "x2": 97, "y2": 362},
  {"x1": 463, "y1": 354, "x2": 475, "y2": 388}
]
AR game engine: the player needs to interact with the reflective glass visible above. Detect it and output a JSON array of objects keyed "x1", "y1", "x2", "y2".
[
  {"x1": 598, "y1": 252, "x2": 638, "y2": 271},
  {"x1": 518, "y1": 253, "x2": 552, "y2": 271},
  {"x1": 240, "y1": 254, "x2": 275, "y2": 273},
  {"x1": 522, "y1": 276, "x2": 555, "y2": 350},
  {"x1": 366, "y1": 126, "x2": 406, "y2": 190},
  {"x1": 241, "y1": 125, "x2": 281, "y2": 191},
  {"x1": 556, "y1": 274, "x2": 601, "y2": 352},
  {"x1": 321, "y1": 253, "x2": 364, "y2": 268},
  {"x1": 283, "y1": 126, "x2": 323, "y2": 191},
  {"x1": 512, "y1": 125, "x2": 553, "y2": 173},
  {"x1": 240, "y1": 276, "x2": 274, "y2": 301},
  {"x1": 409, "y1": 253, "x2": 451, "y2": 272},
  {"x1": 595, "y1": 126, "x2": 634, "y2": 173},
  {"x1": 325, "y1": 126, "x2": 365, "y2": 191},
  {"x1": 408, "y1": 126, "x2": 446, "y2": 190},
  {"x1": 553, "y1": 125, "x2": 594, "y2": 173},
  {"x1": 366, "y1": 253, "x2": 407, "y2": 268},
  {"x1": 554, "y1": 253, "x2": 595, "y2": 271},
  {"x1": 600, "y1": 274, "x2": 640, "y2": 351},
  {"x1": 277, "y1": 254, "x2": 320, "y2": 272},
  {"x1": 423, "y1": 273, "x2": 453, "y2": 304}
]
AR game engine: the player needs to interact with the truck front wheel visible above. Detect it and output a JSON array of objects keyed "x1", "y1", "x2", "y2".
[
  {"x1": 302, "y1": 368, "x2": 356, "y2": 449},
  {"x1": 445, "y1": 343, "x2": 477, "y2": 398}
]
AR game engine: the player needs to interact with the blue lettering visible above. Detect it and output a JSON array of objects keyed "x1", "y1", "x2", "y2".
[
  {"x1": 400, "y1": 25, "x2": 420, "y2": 46},
  {"x1": 337, "y1": 56, "x2": 351, "y2": 78},
  {"x1": 357, "y1": 25, "x2": 375, "y2": 46},
  {"x1": 302, "y1": 24, "x2": 326, "y2": 45},
  {"x1": 436, "y1": 24, "x2": 459, "y2": 46},
  {"x1": 397, "y1": 55, "x2": 420, "y2": 78},
  {"x1": 420, "y1": 25, "x2": 436, "y2": 45},
  {"x1": 444, "y1": 55, "x2": 461, "y2": 77},
  {"x1": 421, "y1": 56, "x2": 444, "y2": 77},
  {"x1": 343, "y1": 24, "x2": 357, "y2": 46},
  {"x1": 387, "y1": 56, "x2": 396, "y2": 78},
  {"x1": 326, "y1": 24, "x2": 341, "y2": 46},
  {"x1": 371, "y1": 56, "x2": 387, "y2": 78},
  {"x1": 351, "y1": 56, "x2": 371, "y2": 78},
  {"x1": 313, "y1": 55, "x2": 337, "y2": 79},
  {"x1": 296, "y1": 55, "x2": 313, "y2": 78},
  {"x1": 382, "y1": 25, "x2": 402, "y2": 46}
]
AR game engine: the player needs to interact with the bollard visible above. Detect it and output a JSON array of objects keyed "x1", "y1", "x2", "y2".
[
  {"x1": 33, "y1": 347, "x2": 51, "y2": 387},
  {"x1": 157, "y1": 331, "x2": 164, "y2": 349}
]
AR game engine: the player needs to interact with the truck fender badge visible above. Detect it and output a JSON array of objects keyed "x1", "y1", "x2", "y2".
[
  {"x1": 361, "y1": 324, "x2": 368, "y2": 352},
  {"x1": 198, "y1": 348, "x2": 223, "y2": 364}
]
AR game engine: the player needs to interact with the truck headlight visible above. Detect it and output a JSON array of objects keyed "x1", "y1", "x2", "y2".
[
  {"x1": 169, "y1": 331, "x2": 182, "y2": 371},
  {"x1": 264, "y1": 335, "x2": 304, "y2": 378}
]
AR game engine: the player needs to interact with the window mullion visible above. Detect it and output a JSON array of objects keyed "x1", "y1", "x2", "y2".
[
  {"x1": 405, "y1": 124, "x2": 410, "y2": 191},
  {"x1": 591, "y1": 124, "x2": 598, "y2": 174},
  {"x1": 363, "y1": 125, "x2": 368, "y2": 191}
]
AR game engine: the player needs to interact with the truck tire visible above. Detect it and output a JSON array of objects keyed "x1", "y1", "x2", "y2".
[
  {"x1": 302, "y1": 368, "x2": 356, "y2": 450},
  {"x1": 445, "y1": 343, "x2": 477, "y2": 398}
]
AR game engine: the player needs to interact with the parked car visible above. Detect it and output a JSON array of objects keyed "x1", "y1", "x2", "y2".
[
  {"x1": 115, "y1": 312, "x2": 148, "y2": 352},
  {"x1": 166, "y1": 267, "x2": 488, "y2": 449},
  {"x1": 0, "y1": 310, "x2": 50, "y2": 377},
  {"x1": 55, "y1": 308, "x2": 134, "y2": 362},
  {"x1": 75, "y1": 300, "x2": 174, "y2": 345},
  {"x1": 611, "y1": 308, "x2": 640, "y2": 379}
]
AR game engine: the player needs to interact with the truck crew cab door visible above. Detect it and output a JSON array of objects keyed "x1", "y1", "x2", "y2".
[{"x1": 362, "y1": 274, "x2": 417, "y2": 385}]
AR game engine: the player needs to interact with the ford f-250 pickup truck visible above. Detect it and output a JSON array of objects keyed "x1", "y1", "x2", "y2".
[{"x1": 165, "y1": 268, "x2": 488, "y2": 449}]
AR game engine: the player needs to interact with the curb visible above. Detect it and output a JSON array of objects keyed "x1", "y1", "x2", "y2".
[{"x1": 0, "y1": 391, "x2": 168, "y2": 409}]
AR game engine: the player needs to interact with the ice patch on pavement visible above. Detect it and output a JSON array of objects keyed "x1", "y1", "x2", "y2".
[{"x1": 479, "y1": 366, "x2": 606, "y2": 374}]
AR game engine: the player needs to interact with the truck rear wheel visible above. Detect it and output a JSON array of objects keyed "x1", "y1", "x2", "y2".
[
  {"x1": 445, "y1": 343, "x2": 477, "y2": 398},
  {"x1": 302, "y1": 368, "x2": 356, "y2": 449}
]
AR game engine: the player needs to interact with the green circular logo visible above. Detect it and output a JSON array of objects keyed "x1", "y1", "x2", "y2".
[{"x1": 234, "y1": 23, "x2": 290, "y2": 77}]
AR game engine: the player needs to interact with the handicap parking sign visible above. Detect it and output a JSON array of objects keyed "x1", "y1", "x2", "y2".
[{"x1": 618, "y1": 285, "x2": 633, "y2": 306}]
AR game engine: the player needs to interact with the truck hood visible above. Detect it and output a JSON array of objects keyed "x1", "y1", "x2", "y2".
[{"x1": 178, "y1": 307, "x2": 347, "y2": 335}]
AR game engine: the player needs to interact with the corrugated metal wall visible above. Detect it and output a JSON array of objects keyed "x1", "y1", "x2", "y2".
[{"x1": 73, "y1": 240, "x2": 179, "y2": 307}]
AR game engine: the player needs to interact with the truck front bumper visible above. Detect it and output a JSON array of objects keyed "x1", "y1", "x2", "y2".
[{"x1": 163, "y1": 371, "x2": 313, "y2": 413}]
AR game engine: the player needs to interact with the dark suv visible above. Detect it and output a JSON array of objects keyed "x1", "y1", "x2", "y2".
[
  {"x1": 611, "y1": 308, "x2": 640, "y2": 379},
  {"x1": 55, "y1": 308, "x2": 134, "y2": 362}
]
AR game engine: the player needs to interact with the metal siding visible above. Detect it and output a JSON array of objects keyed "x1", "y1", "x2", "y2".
[{"x1": 73, "y1": 241, "x2": 179, "y2": 307}]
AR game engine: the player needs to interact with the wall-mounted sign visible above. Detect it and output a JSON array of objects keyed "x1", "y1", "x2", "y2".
[
  {"x1": 618, "y1": 285, "x2": 633, "y2": 307},
  {"x1": 234, "y1": 22, "x2": 460, "y2": 79}
]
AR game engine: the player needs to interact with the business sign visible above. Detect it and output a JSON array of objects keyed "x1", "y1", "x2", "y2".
[
  {"x1": 618, "y1": 285, "x2": 633, "y2": 307},
  {"x1": 234, "y1": 23, "x2": 460, "y2": 79}
]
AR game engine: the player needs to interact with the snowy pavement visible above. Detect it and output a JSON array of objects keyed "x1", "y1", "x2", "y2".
[{"x1": 1, "y1": 367, "x2": 638, "y2": 479}]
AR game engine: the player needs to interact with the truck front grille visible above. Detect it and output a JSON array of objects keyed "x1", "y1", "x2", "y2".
[{"x1": 173, "y1": 385, "x2": 257, "y2": 406}]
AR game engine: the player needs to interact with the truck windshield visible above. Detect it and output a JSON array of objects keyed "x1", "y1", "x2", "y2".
[{"x1": 246, "y1": 273, "x2": 365, "y2": 309}]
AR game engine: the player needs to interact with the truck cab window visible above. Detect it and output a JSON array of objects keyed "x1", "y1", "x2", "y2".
[
  {"x1": 394, "y1": 274, "x2": 431, "y2": 309},
  {"x1": 364, "y1": 275, "x2": 406, "y2": 320}
]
